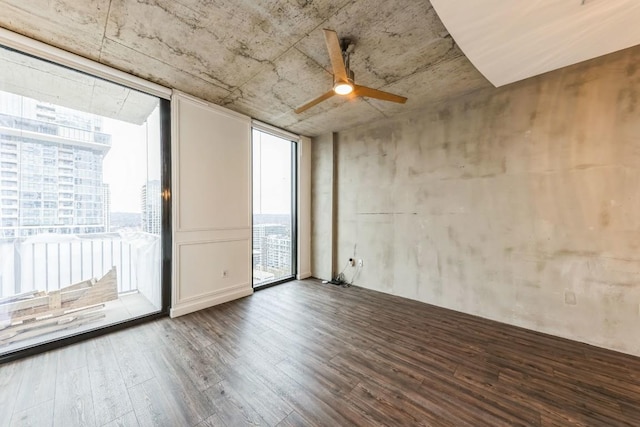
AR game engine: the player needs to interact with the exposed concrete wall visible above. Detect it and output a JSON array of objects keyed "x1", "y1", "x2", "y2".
[
  {"x1": 332, "y1": 46, "x2": 640, "y2": 356},
  {"x1": 311, "y1": 132, "x2": 335, "y2": 280}
]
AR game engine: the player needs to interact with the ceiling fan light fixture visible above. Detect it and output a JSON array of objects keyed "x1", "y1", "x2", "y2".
[
  {"x1": 294, "y1": 29, "x2": 407, "y2": 114},
  {"x1": 333, "y1": 81, "x2": 353, "y2": 95}
]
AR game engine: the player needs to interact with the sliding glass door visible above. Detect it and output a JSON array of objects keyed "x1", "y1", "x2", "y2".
[
  {"x1": 0, "y1": 45, "x2": 168, "y2": 358},
  {"x1": 252, "y1": 128, "x2": 296, "y2": 288}
]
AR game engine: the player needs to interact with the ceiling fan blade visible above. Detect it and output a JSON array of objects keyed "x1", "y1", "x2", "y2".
[
  {"x1": 294, "y1": 90, "x2": 336, "y2": 114},
  {"x1": 353, "y1": 85, "x2": 408, "y2": 104},
  {"x1": 323, "y1": 29, "x2": 348, "y2": 82}
]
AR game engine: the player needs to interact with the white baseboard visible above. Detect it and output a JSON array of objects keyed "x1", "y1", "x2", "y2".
[
  {"x1": 170, "y1": 286, "x2": 253, "y2": 318},
  {"x1": 297, "y1": 271, "x2": 312, "y2": 280}
]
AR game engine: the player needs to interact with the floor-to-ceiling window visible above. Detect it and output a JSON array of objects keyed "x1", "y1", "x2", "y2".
[
  {"x1": 252, "y1": 128, "x2": 296, "y2": 288},
  {"x1": 0, "y1": 44, "x2": 169, "y2": 358}
]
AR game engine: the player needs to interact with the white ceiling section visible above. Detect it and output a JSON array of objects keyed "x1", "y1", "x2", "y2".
[{"x1": 431, "y1": 0, "x2": 640, "y2": 87}]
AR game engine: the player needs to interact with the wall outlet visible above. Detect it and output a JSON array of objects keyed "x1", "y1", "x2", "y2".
[
  {"x1": 348, "y1": 258, "x2": 355, "y2": 267},
  {"x1": 357, "y1": 259, "x2": 364, "y2": 267},
  {"x1": 222, "y1": 270, "x2": 228, "y2": 278}
]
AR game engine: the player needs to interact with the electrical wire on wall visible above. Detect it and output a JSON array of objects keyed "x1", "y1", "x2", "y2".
[
  {"x1": 323, "y1": 244, "x2": 361, "y2": 288},
  {"x1": 333, "y1": 259, "x2": 350, "y2": 286},
  {"x1": 347, "y1": 264, "x2": 361, "y2": 287}
]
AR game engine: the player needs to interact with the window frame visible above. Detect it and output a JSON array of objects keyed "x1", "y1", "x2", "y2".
[
  {"x1": 0, "y1": 32, "x2": 172, "y2": 364},
  {"x1": 251, "y1": 122, "x2": 299, "y2": 290}
]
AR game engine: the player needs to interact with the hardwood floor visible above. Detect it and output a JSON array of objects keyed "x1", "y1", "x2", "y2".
[{"x1": 2, "y1": 279, "x2": 640, "y2": 426}]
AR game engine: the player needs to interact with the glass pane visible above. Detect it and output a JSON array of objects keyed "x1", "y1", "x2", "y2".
[
  {"x1": 0, "y1": 46, "x2": 163, "y2": 355},
  {"x1": 252, "y1": 129, "x2": 295, "y2": 287}
]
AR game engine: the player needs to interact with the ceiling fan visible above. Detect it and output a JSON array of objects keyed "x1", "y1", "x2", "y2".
[{"x1": 294, "y1": 29, "x2": 408, "y2": 114}]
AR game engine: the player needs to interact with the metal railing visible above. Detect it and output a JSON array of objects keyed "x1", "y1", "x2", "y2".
[{"x1": 0, "y1": 233, "x2": 146, "y2": 297}]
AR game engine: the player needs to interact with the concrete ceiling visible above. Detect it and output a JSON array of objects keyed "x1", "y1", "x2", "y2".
[{"x1": 0, "y1": 0, "x2": 491, "y2": 136}]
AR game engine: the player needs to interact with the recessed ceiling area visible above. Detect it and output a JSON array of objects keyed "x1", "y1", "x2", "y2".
[
  {"x1": 431, "y1": 0, "x2": 640, "y2": 87},
  {"x1": 0, "y1": 0, "x2": 490, "y2": 136}
]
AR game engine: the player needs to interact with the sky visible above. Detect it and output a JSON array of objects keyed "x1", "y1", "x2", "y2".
[
  {"x1": 252, "y1": 129, "x2": 293, "y2": 215},
  {"x1": 102, "y1": 106, "x2": 161, "y2": 213}
]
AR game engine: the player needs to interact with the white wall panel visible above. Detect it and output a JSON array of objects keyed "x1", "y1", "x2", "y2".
[
  {"x1": 175, "y1": 96, "x2": 250, "y2": 231},
  {"x1": 175, "y1": 239, "x2": 250, "y2": 305},
  {"x1": 171, "y1": 91, "x2": 252, "y2": 317}
]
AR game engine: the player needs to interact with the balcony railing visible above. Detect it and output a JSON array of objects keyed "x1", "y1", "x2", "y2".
[{"x1": 0, "y1": 232, "x2": 159, "y2": 297}]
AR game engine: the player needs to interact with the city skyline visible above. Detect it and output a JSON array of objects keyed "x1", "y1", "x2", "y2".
[{"x1": 252, "y1": 221, "x2": 292, "y2": 285}]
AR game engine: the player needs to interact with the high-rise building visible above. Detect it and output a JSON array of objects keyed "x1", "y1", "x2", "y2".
[
  {"x1": 103, "y1": 183, "x2": 111, "y2": 233},
  {"x1": 141, "y1": 180, "x2": 161, "y2": 235},
  {"x1": 0, "y1": 91, "x2": 111, "y2": 238},
  {"x1": 265, "y1": 234, "x2": 292, "y2": 272},
  {"x1": 252, "y1": 223, "x2": 288, "y2": 268}
]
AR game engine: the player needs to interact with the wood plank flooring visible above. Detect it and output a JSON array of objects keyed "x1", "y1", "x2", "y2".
[{"x1": 2, "y1": 279, "x2": 640, "y2": 426}]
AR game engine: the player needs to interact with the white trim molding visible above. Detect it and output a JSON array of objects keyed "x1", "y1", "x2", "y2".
[
  {"x1": 297, "y1": 271, "x2": 312, "y2": 280},
  {"x1": 170, "y1": 284, "x2": 253, "y2": 318},
  {"x1": 252, "y1": 119, "x2": 300, "y2": 142}
]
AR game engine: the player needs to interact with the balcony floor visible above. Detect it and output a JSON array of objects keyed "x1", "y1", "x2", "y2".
[{"x1": 1, "y1": 292, "x2": 159, "y2": 355}]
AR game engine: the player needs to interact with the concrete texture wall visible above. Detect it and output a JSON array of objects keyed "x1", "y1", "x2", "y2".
[
  {"x1": 311, "y1": 132, "x2": 335, "y2": 280},
  {"x1": 331, "y1": 46, "x2": 640, "y2": 356}
]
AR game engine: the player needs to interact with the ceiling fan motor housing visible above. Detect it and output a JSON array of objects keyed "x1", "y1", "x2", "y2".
[{"x1": 335, "y1": 69, "x2": 355, "y2": 87}]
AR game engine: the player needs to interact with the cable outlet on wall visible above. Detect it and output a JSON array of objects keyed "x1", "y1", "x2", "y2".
[
  {"x1": 357, "y1": 259, "x2": 364, "y2": 267},
  {"x1": 348, "y1": 258, "x2": 355, "y2": 267}
]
